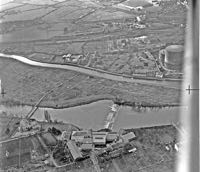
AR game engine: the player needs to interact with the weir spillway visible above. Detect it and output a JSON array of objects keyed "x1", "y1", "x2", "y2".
[{"x1": 104, "y1": 104, "x2": 120, "y2": 130}]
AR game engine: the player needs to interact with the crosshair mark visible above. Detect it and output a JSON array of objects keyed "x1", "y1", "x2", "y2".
[{"x1": 186, "y1": 85, "x2": 199, "y2": 95}]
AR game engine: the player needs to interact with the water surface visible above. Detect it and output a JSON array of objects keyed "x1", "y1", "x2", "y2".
[{"x1": 0, "y1": 100, "x2": 186, "y2": 131}]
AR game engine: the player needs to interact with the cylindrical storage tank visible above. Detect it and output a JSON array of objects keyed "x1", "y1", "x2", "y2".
[{"x1": 164, "y1": 45, "x2": 184, "y2": 71}]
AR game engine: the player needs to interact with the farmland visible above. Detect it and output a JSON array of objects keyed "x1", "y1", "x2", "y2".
[{"x1": 0, "y1": 0, "x2": 186, "y2": 75}]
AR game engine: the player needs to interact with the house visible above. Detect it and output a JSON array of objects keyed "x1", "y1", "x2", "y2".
[
  {"x1": 67, "y1": 141, "x2": 83, "y2": 161},
  {"x1": 155, "y1": 71, "x2": 163, "y2": 78},
  {"x1": 121, "y1": 132, "x2": 136, "y2": 143},
  {"x1": 92, "y1": 132, "x2": 107, "y2": 146},
  {"x1": 71, "y1": 55, "x2": 83, "y2": 63},
  {"x1": 62, "y1": 54, "x2": 72, "y2": 62}
]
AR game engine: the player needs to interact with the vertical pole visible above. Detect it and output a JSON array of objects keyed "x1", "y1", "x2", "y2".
[
  {"x1": 0, "y1": 79, "x2": 1, "y2": 95},
  {"x1": 19, "y1": 138, "x2": 21, "y2": 168}
]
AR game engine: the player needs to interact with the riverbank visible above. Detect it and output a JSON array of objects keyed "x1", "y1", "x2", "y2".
[
  {"x1": 0, "y1": 94, "x2": 114, "y2": 109},
  {"x1": 0, "y1": 53, "x2": 182, "y2": 88},
  {"x1": 0, "y1": 51, "x2": 183, "y2": 82},
  {"x1": 0, "y1": 94, "x2": 181, "y2": 110}
]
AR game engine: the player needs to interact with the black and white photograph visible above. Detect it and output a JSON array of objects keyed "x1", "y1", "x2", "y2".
[{"x1": 0, "y1": 0, "x2": 198, "y2": 172}]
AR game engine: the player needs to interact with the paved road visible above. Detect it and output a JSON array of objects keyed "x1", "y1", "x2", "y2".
[{"x1": 0, "y1": 53, "x2": 181, "y2": 88}]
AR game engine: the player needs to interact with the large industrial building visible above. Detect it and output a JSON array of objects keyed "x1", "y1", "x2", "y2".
[
  {"x1": 67, "y1": 141, "x2": 83, "y2": 161},
  {"x1": 164, "y1": 45, "x2": 184, "y2": 71}
]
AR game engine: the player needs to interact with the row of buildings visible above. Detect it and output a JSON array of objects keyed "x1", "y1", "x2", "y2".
[{"x1": 61, "y1": 129, "x2": 136, "y2": 160}]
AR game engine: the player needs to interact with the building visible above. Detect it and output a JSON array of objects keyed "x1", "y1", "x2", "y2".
[
  {"x1": 121, "y1": 132, "x2": 136, "y2": 143},
  {"x1": 155, "y1": 71, "x2": 163, "y2": 78},
  {"x1": 67, "y1": 141, "x2": 83, "y2": 161},
  {"x1": 61, "y1": 130, "x2": 71, "y2": 141},
  {"x1": 62, "y1": 54, "x2": 83, "y2": 63},
  {"x1": 106, "y1": 132, "x2": 119, "y2": 142},
  {"x1": 80, "y1": 143, "x2": 93, "y2": 151},
  {"x1": 164, "y1": 45, "x2": 184, "y2": 71},
  {"x1": 92, "y1": 132, "x2": 107, "y2": 146},
  {"x1": 71, "y1": 130, "x2": 92, "y2": 143}
]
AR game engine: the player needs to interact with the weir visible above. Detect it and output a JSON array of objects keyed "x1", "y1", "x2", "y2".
[{"x1": 104, "y1": 104, "x2": 120, "y2": 130}]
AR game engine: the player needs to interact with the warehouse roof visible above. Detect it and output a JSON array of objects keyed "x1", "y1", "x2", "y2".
[
  {"x1": 67, "y1": 141, "x2": 82, "y2": 160},
  {"x1": 80, "y1": 143, "x2": 93, "y2": 150},
  {"x1": 92, "y1": 132, "x2": 107, "y2": 145},
  {"x1": 72, "y1": 131, "x2": 88, "y2": 137},
  {"x1": 106, "y1": 132, "x2": 118, "y2": 142},
  {"x1": 121, "y1": 132, "x2": 136, "y2": 143}
]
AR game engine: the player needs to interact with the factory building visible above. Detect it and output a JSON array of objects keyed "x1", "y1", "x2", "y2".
[
  {"x1": 80, "y1": 143, "x2": 93, "y2": 151},
  {"x1": 106, "y1": 132, "x2": 119, "y2": 143},
  {"x1": 71, "y1": 130, "x2": 92, "y2": 143},
  {"x1": 164, "y1": 45, "x2": 184, "y2": 71},
  {"x1": 67, "y1": 141, "x2": 83, "y2": 161},
  {"x1": 92, "y1": 132, "x2": 107, "y2": 146},
  {"x1": 120, "y1": 132, "x2": 136, "y2": 143},
  {"x1": 71, "y1": 130, "x2": 119, "y2": 146}
]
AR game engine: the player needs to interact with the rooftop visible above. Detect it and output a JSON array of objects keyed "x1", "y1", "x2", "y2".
[
  {"x1": 67, "y1": 141, "x2": 83, "y2": 160},
  {"x1": 121, "y1": 132, "x2": 136, "y2": 142},
  {"x1": 72, "y1": 131, "x2": 88, "y2": 137}
]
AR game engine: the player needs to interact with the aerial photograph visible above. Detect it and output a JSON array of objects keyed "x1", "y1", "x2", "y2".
[{"x1": 0, "y1": 0, "x2": 189, "y2": 171}]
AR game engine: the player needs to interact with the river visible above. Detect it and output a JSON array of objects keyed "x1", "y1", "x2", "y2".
[
  {"x1": 0, "y1": 53, "x2": 181, "y2": 88},
  {"x1": 0, "y1": 100, "x2": 187, "y2": 131}
]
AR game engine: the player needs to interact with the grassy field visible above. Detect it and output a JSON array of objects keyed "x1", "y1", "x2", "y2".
[
  {"x1": 98, "y1": 125, "x2": 178, "y2": 172},
  {"x1": 0, "y1": 58, "x2": 181, "y2": 108}
]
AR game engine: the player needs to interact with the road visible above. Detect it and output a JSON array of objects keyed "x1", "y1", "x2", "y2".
[
  {"x1": 0, "y1": 53, "x2": 181, "y2": 88},
  {"x1": 90, "y1": 151, "x2": 101, "y2": 172}
]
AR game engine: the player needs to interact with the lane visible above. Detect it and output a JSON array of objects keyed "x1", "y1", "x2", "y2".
[{"x1": 0, "y1": 53, "x2": 181, "y2": 88}]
